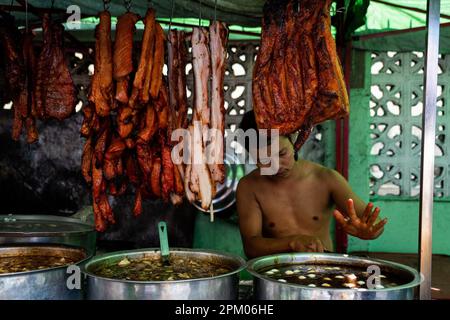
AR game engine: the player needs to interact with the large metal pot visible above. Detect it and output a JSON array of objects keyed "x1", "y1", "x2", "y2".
[
  {"x1": 82, "y1": 248, "x2": 246, "y2": 300},
  {"x1": 0, "y1": 245, "x2": 89, "y2": 300},
  {"x1": 0, "y1": 214, "x2": 96, "y2": 256},
  {"x1": 247, "y1": 253, "x2": 422, "y2": 300}
]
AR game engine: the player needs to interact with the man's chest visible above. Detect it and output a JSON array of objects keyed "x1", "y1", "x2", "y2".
[{"x1": 253, "y1": 179, "x2": 333, "y2": 234}]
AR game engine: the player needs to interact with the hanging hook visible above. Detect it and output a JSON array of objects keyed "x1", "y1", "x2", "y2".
[
  {"x1": 103, "y1": 0, "x2": 111, "y2": 11},
  {"x1": 124, "y1": 0, "x2": 132, "y2": 12},
  {"x1": 8, "y1": 0, "x2": 14, "y2": 13},
  {"x1": 214, "y1": 0, "x2": 217, "y2": 23},
  {"x1": 168, "y1": 0, "x2": 175, "y2": 35},
  {"x1": 147, "y1": 0, "x2": 153, "y2": 9},
  {"x1": 50, "y1": 0, "x2": 55, "y2": 10},
  {"x1": 25, "y1": 0, "x2": 28, "y2": 32},
  {"x1": 199, "y1": 0, "x2": 202, "y2": 27}
]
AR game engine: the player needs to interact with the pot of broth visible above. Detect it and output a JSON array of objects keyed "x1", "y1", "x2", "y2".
[
  {"x1": 0, "y1": 214, "x2": 96, "y2": 256},
  {"x1": 82, "y1": 248, "x2": 246, "y2": 300},
  {"x1": 0, "y1": 245, "x2": 89, "y2": 300},
  {"x1": 247, "y1": 253, "x2": 421, "y2": 300}
]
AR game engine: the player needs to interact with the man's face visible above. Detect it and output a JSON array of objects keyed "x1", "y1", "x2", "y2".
[{"x1": 253, "y1": 136, "x2": 296, "y2": 177}]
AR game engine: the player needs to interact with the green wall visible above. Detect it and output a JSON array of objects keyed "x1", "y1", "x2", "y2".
[{"x1": 347, "y1": 49, "x2": 450, "y2": 256}]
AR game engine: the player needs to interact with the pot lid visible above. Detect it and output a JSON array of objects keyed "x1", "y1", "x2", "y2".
[{"x1": 0, "y1": 214, "x2": 94, "y2": 236}]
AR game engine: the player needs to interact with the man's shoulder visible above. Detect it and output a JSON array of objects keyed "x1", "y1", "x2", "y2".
[
  {"x1": 238, "y1": 169, "x2": 260, "y2": 189},
  {"x1": 302, "y1": 161, "x2": 340, "y2": 181}
]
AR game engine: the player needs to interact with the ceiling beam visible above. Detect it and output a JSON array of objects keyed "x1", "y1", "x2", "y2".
[
  {"x1": 371, "y1": 0, "x2": 450, "y2": 21},
  {"x1": 354, "y1": 22, "x2": 450, "y2": 41}
]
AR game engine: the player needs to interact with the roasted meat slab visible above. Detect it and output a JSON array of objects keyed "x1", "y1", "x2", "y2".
[
  {"x1": 36, "y1": 14, "x2": 76, "y2": 121},
  {"x1": 252, "y1": 0, "x2": 349, "y2": 150}
]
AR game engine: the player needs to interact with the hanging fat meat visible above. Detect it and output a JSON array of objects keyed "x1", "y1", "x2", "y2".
[
  {"x1": 35, "y1": 14, "x2": 76, "y2": 121},
  {"x1": 191, "y1": 28, "x2": 211, "y2": 129},
  {"x1": 113, "y1": 12, "x2": 139, "y2": 103},
  {"x1": 252, "y1": 0, "x2": 349, "y2": 151},
  {"x1": 168, "y1": 30, "x2": 188, "y2": 131},
  {"x1": 89, "y1": 11, "x2": 114, "y2": 117},
  {"x1": 208, "y1": 21, "x2": 228, "y2": 184}
]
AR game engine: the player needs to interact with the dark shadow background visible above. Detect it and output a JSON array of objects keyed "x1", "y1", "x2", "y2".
[{"x1": 0, "y1": 110, "x2": 197, "y2": 250}]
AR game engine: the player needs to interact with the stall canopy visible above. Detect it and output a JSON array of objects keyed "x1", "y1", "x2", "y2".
[{"x1": 1, "y1": 0, "x2": 450, "y2": 50}]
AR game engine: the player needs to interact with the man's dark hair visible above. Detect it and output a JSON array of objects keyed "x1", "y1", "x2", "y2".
[
  {"x1": 238, "y1": 110, "x2": 298, "y2": 161},
  {"x1": 239, "y1": 110, "x2": 258, "y2": 132},
  {"x1": 239, "y1": 111, "x2": 267, "y2": 153}
]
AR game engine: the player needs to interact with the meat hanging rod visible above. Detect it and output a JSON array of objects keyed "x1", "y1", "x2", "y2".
[
  {"x1": 419, "y1": 0, "x2": 440, "y2": 301},
  {"x1": 0, "y1": 5, "x2": 261, "y2": 38},
  {"x1": 371, "y1": 0, "x2": 450, "y2": 21}
]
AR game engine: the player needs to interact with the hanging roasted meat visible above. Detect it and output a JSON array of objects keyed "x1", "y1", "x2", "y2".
[
  {"x1": 208, "y1": 21, "x2": 228, "y2": 185},
  {"x1": 167, "y1": 30, "x2": 188, "y2": 202},
  {"x1": 252, "y1": 0, "x2": 349, "y2": 151},
  {"x1": 0, "y1": 11, "x2": 22, "y2": 103},
  {"x1": 35, "y1": 14, "x2": 76, "y2": 121},
  {"x1": 82, "y1": 6, "x2": 230, "y2": 230},
  {"x1": 113, "y1": 12, "x2": 139, "y2": 104},
  {"x1": 312, "y1": 0, "x2": 349, "y2": 124},
  {"x1": 0, "y1": 13, "x2": 29, "y2": 142},
  {"x1": 89, "y1": 11, "x2": 114, "y2": 117},
  {"x1": 130, "y1": 9, "x2": 156, "y2": 107},
  {"x1": 22, "y1": 32, "x2": 39, "y2": 143}
]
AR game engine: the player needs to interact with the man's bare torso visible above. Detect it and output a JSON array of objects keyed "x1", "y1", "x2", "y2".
[{"x1": 242, "y1": 160, "x2": 335, "y2": 251}]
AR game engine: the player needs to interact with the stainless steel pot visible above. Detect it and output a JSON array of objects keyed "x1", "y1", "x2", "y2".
[
  {"x1": 82, "y1": 248, "x2": 246, "y2": 300},
  {"x1": 0, "y1": 245, "x2": 89, "y2": 300},
  {"x1": 247, "y1": 253, "x2": 422, "y2": 300},
  {"x1": 0, "y1": 214, "x2": 96, "y2": 256}
]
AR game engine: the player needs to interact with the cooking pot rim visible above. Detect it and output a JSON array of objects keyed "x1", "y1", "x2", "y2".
[
  {"x1": 0, "y1": 214, "x2": 94, "y2": 236},
  {"x1": 0, "y1": 244, "x2": 92, "y2": 277},
  {"x1": 246, "y1": 252, "x2": 422, "y2": 292},
  {"x1": 82, "y1": 247, "x2": 247, "y2": 284}
]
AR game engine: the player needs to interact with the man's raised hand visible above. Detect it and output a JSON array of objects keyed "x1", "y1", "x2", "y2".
[{"x1": 333, "y1": 199, "x2": 387, "y2": 240}]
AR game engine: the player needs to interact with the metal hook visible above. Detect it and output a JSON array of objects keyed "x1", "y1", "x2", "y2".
[
  {"x1": 124, "y1": 0, "x2": 132, "y2": 12},
  {"x1": 293, "y1": 0, "x2": 300, "y2": 13},
  {"x1": 8, "y1": 0, "x2": 14, "y2": 13},
  {"x1": 199, "y1": 0, "x2": 202, "y2": 27},
  {"x1": 103, "y1": 0, "x2": 111, "y2": 11},
  {"x1": 50, "y1": 0, "x2": 55, "y2": 10},
  {"x1": 25, "y1": 0, "x2": 28, "y2": 31},
  {"x1": 335, "y1": 6, "x2": 346, "y2": 14},
  {"x1": 168, "y1": 0, "x2": 175, "y2": 35},
  {"x1": 148, "y1": 0, "x2": 153, "y2": 8},
  {"x1": 214, "y1": 0, "x2": 217, "y2": 23}
]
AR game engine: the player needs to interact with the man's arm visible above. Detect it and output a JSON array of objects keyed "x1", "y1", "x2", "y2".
[
  {"x1": 236, "y1": 178, "x2": 323, "y2": 258},
  {"x1": 326, "y1": 169, "x2": 387, "y2": 240},
  {"x1": 326, "y1": 169, "x2": 367, "y2": 219}
]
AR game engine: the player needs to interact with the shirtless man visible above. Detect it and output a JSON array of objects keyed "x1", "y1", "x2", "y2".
[{"x1": 236, "y1": 112, "x2": 388, "y2": 258}]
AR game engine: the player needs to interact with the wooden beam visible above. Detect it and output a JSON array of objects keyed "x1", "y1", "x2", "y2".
[
  {"x1": 4, "y1": 3, "x2": 261, "y2": 38},
  {"x1": 14, "y1": 0, "x2": 88, "y2": 51}
]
